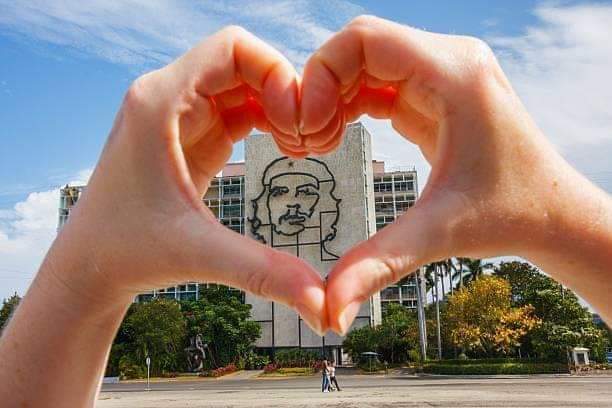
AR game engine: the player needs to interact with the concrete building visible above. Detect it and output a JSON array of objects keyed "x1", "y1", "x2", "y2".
[
  {"x1": 57, "y1": 122, "x2": 421, "y2": 360},
  {"x1": 244, "y1": 122, "x2": 382, "y2": 362}
]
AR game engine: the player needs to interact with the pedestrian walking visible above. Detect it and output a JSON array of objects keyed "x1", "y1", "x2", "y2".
[
  {"x1": 321, "y1": 359, "x2": 331, "y2": 392},
  {"x1": 329, "y1": 362, "x2": 341, "y2": 391}
]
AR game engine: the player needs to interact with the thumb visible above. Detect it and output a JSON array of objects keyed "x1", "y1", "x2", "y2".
[
  {"x1": 177, "y1": 217, "x2": 328, "y2": 335},
  {"x1": 326, "y1": 197, "x2": 454, "y2": 334}
]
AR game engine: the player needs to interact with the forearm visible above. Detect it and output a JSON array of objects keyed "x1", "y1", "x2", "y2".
[
  {"x1": 526, "y1": 162, "x2": 612, "y2": 324},
  {"x1": 0, "y1": 230, "x2": 132, "y2": 407}
]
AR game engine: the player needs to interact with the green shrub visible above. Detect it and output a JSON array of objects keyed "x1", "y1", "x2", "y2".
[
  {"x1": 274, "y1": 348, "x2": 319, "y2": 368},
  {"x1": 435, "y1": 357, "x2": 539, "y2": 365},
  {"x1": 118, "y1": 355, "x2": 146, "y2": 380},
  {"x1": 423, "y1": 362, "x2": 568, "y2": 375},
  {"x1": 359, "y1": 359, "x2": 385, "y2": 372},
  {"x1": 408, "y1": 349, "x2": 421, "y2": 363},
  {"x1": 243, "y1": 351, "x2": 270, "y2": 370}
]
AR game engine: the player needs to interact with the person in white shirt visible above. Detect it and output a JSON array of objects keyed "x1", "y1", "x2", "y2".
[{"x1": 329, "y1": 362, "x2": 341, "y2": 391}]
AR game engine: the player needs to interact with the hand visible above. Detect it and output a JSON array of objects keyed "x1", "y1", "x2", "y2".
[
  {"x1": 299, "y1": 15, "x2": 612, "y2": 333},
  {"x1": 57, "y1": 26, "x2": 326, "y2": 333}
]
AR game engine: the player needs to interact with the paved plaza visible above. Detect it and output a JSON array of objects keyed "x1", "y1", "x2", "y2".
[{"x1": 98, "y1": 373, "x2": 612, "y2": 407}]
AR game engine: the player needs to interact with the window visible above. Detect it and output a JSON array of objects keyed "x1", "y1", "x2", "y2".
[
  {"x1": 374, "y1": 182, "x2": 393, "y2": 192},
  {"x1": 375, "y1": 202, "x2": 394, "y2": 213},
  {"x1": 394, "y1": 181, "x2": 414, "y2": 192},
  {"x1": 395, "y1": 201, "x2": 413, "y2": 213},
  {"x1": 381, "y1": 287, "x2": 400, "y2": 301},
  {"x1": 222, "y1": 184, "x2": 241, "y2": 196},
  {"x1": 224, "y1": 204, "x2": 242, "y2": 217}
]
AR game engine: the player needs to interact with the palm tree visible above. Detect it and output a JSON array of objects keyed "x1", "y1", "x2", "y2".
[
  {"x1": 425, "y1": 262, "x2": 444, "y2": 359},
  {"x1": 455, "y1": 258, "x2": 493, "y2": 285},
  {"x1": 446, "y1": 259, "x2": 456, "y2": 295}
]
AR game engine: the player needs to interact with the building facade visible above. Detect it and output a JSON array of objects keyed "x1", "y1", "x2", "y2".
[{"x1": 57, "y1": 122, "x2": 422, "y2": 359}]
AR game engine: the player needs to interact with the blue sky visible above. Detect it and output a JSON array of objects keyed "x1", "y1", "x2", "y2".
[
  {"x1": 1, "y1": 0, "x2": 612, "y2": 299},
  {"x1": 0, "y1": 0, "x2": 544, "y2": 206}
]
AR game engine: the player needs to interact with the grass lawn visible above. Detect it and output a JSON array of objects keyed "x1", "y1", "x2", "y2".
[{"x1": 260, "y1": 367, "x2": 315, "y2": 377}]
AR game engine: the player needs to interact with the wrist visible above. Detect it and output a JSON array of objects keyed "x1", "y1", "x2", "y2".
[
  {"x1": 37, "y1": 219, "x2": 135, "y2": 318},
  {"x1": 521, "y1": 158, "x2": 612, "y2": 269}
]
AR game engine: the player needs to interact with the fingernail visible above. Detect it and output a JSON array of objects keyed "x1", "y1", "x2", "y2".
[
  {"x1": 296, "y1": 303, "x2": 326, "y2": 336},
  {"x1": 337, "y1": 301, "x2": 361, "y2": 335},
  {"x1": 299, "y1": 118, "x2": 306, "y2": 133}
]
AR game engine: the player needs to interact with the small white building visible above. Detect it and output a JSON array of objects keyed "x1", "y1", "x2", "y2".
[{"x1": 571, "y1": 347, "x2": 590, "y2": 366}]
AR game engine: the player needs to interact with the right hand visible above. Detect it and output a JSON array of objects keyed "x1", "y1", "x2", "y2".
[{"x1": 298, "y1": 15, "x2": 602, "y2": 333}]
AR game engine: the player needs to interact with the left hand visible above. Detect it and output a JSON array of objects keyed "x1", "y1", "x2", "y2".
[{"x1": 55, "y1": 26, "x2": 327, "y2": 333}]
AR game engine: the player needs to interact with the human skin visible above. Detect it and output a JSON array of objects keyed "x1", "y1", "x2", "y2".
[
  {"x1": 1, "y1": 16, "x2": 611, "y2": 407},
  {"x1": 296, "y1": 16, "x2": 612, "y2": 333},
  {"x1": 0, "y1": 27, "x2": 327, "y2": 407}
]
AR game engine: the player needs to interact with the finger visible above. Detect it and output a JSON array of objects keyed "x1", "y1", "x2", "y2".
[
  {"x1": 343, "y1": 87, "x2": 437, "y2": 162},
  {"x1": 326, "y1": 195, "x2": 455, "y2": 334},
  {"x1": 345, "y1": 86, "x2": 396, "y2": 121},
  {"x1": 215, "y1": 85, "x2": 251, "y2": 111},
  {"x1": 179, "y1": 219, "x2": 328, "y2": 334},
  {"x1": 169, "y1": 26, "x2": 299, "y2": 145},
  {"x1": 303, "y1": 107, "x2": 345, "y2": 150},
  {"x1": 301, "y1": 15, "x2": 450, "y2": 141},
  {"x1": 184, "y1": 118, "x2": 232, "y2": 193}
]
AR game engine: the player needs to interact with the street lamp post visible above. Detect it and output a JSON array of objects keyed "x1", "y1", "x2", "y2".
[
  {"x1": 415, "y1": 267, "x2": 428, "y2": 362},
  {"x1": 145, "y1": 356, "x2": 151, "y2": 391}
]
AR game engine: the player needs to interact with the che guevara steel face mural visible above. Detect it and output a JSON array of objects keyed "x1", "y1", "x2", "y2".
[{"x1": 249, "y1": 157, "x2": 341, "y2": 261}]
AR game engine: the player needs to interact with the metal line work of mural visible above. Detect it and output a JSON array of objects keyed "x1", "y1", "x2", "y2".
[{"x1": 249, "y1": 157, "x2": 341, "y2": 261}]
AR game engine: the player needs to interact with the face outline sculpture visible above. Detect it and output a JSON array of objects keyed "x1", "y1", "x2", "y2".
[
  {"x1": 249, "y1": 157, "x2": 341, "y2": 260},
  {"x1": 268, "y1": 173, "x2": 321, "y2": 236}
]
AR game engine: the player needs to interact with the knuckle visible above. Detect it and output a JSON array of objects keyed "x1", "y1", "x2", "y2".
[
  {"x1": 346, "y1": 14, "x2": 380, "y2": 33},
  {"x1": 375, "y1": 256, "x2": 404, "y2": 290},
  {"x1": 123, "y1": 74, "x2": 153, "y2": 111},
  {"x1": 219, "y1": 24, "x2": 249, "y2": 39},
  {"x1": 245, "y1": 270, "x2": 272, "y2": 299},
  {"x1": 460, "y1": 36, "x2": 498, "y2": 81},
  {"x1": 123, "y1": 70, "x2": 169, "y2": 114}
]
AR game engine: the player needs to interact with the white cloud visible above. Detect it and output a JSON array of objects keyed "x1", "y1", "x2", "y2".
[
  {"x1": 0, "y1": 169, "x2": 92, "y2": 300},
  {"x1": 365, "y1": 3, "x2": 612, "y2": 194},
  {"x1": 490, "y1": 3, "x2": 612, "y2": 190},
  {"x1": 1, "y1": 2, "x2": 612, "y2": 300},
  {"x1": 0, "y1": 0, "x2": 362, "y2": 69}
]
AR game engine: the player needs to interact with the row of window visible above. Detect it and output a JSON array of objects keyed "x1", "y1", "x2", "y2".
[
  {"x1": 375, "y1": 193, "x2": 416, "y2": 203},
  {"x1": 136, "y1": 283, "x2": 244, "y2": 303},
  {"x1": 373, "y1": 173, "x2": 415, "y2": 183},
  {"x1": 373, "y1": 181, "x2": 415, "y2": 193},
  {"x1": 375, "y1": 200, "x2": 413, "y2": 211},
  {"x1": 380, "y1": 285, "x2": 417, "y2": 301},
  {"x1": 210, "y1": 177, "x2": 244, "y2": 186}
]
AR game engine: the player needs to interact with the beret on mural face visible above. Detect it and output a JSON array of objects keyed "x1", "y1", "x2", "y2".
[{"x1": 262, "y1": 157, "x2": 335, "y2": 185}]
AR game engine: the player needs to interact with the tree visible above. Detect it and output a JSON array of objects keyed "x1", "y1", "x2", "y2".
[
  {"x1": 111, "y1": 298, "x2": 186, "y2": 377},
  {"x1": 444, "y1": 276, "x2": 540, "y2": 357},
  {"x1": 494, "y1": 261, "x2": 608, "y2": 362},
  {"x1": 342, "y1": 324, "x2": 379, "y2": 363},
  {"x1": 180, "y1": 286, "x2": 260, "y2": 368},
  {"x1": 0, "y1": 293, "x2": 21, "y2": 333},
  {"x1": 457, "y1": 258, "x2": 493, "y2": 285},
  {"x1": 343, "y1": 304, "x2": 419, "y2": 364}
]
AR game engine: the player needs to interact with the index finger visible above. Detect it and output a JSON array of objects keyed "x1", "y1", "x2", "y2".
[
  {"x1": 300, "y1": 16, "x2": 450, "y2": 138},
  {"x1": 167, "y1": 26, "x2": 303, "y2": 152}
]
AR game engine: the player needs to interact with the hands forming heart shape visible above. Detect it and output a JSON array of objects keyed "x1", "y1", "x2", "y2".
[
  {"x1": 4, "y1": 14, "x2": 612, "y2": 408},
  {"x1": 62, "y1": 16, "x2": 576, "y2": 336}
]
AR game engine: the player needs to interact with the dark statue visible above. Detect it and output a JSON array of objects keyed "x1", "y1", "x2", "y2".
[{"x1": 184, "y1": 334, "x2": 207, "y2": 372}]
